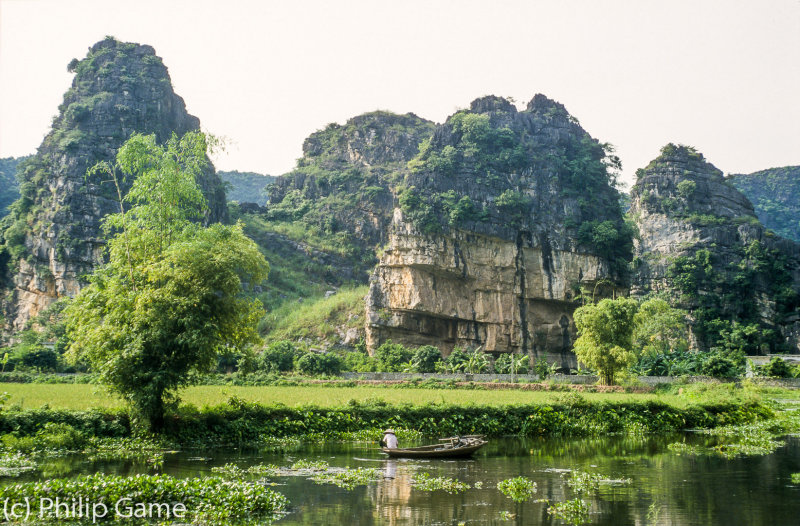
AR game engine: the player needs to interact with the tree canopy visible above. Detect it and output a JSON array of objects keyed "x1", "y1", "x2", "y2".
[
  {"x1": 65, "y1": 132, "x2": 269, "y2": 430},
  {"x1": 573, "y1": 297, "x2": 639, "y2": 385}
]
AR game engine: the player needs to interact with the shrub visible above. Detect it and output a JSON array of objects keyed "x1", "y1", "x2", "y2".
[
  {"x1": 342, "y1": 351, "x2": 378, "y2": 372},
  {"x1": 295, "y1": 352, "x2": 342, "y2": 376},
  {"x1": 443, "y1": 348, "x2": 469, "y2": 372},
  {"x1": 494, "y1": 353, "x2": 530, "y2": 375},
  {"x1": 760, "y1": 357, "x2": 793, "y2": 378},
  {"x1": 677, "y1": 179, "x2": 696, "y2": 198},
  {"x1": 373, "y1": 341, "x2": 413, "y2": 372},
  {"x1": 15, "y1": 347, "x2": 60, "y2": 372},
  {"x1": 2, "y1": 423, "x2": 87, "y2": 452},
  {"x1": 259, "y1": 341, "x2": 298, "y2": 373},
  {"x1": 412, "y1": 346, "x2": 443, "y2": 373},
  {"x1": 701, "y1": 354, "x2": 741, "y2": 378},
  {"x1": 533, "y1": 358, "x2": 558, "y2": 379}
]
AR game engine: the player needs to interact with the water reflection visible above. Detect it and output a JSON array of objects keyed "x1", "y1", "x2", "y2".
[{"x1": 4, "y1": 435, "x2": 800, "y2": 525}]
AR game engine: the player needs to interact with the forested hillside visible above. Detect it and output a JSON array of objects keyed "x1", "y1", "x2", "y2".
[
  {"x1": 729, "y1": 166, "x2": 800, "y2": 242},
  {"x1": 219, "y1": 170, "x2": 274, "y2": 206},
  {"x1": 0, "y1": 156, "x2": 28, "y2": 218}
]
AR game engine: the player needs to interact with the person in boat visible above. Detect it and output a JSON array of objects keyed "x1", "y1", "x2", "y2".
[{"x1": 380, "y1": 429, "x2": 398, "y2": 449}]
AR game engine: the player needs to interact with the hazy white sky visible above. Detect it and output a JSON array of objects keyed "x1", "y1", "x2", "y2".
[{"x1": 1, "y1": 0, "x2": 798, "y2": 186}]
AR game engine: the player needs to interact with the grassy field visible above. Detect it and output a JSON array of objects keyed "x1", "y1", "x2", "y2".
[{"x1": 0, "y1": 383, "x2": 737, "y2": 411}]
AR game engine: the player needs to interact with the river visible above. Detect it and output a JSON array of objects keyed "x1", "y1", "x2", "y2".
[{"x1": 22, "y1": 432, "x2": 798, "y2": 525}]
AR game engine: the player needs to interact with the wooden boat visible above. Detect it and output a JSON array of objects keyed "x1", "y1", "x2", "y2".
[{"x1": 381, "y1": 435, "x2": 487, "y2": 458}]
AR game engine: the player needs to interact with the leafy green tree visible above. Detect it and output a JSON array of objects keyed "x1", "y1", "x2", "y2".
[
  {"x1": 573, "y1": 297, "x2": 639, "y2": 385},
  {"x1": 437, "y1": 347, "x2": 471, "y2": 373},
  {"x1": 632, "y1": 298, "x2": 688, "y2": 355},
  {"x1": 64, "y1": 132, "x2": 269, "y2": 431}
]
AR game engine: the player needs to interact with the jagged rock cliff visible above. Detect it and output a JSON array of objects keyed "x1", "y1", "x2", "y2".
[
  {"x1": 0, "y1": 37, "x2": 226, "y2": 330},
  {"x1": 268, "y1": 111, "x2": 435, "y2": 248},
  {"x1": 260, "y1": 111, "x2": 435, "y2": 284},
  {"x1": 366, "y1": 95, "x2": 631, "y2": 364},
  {"x1": 630, "y1": 144, "x2": 800, "y2": 352}
]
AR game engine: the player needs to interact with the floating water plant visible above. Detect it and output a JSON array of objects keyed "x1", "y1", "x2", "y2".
[
  {"x1": 411, "y1": 472, "x2": 471, "y2": 494},
  {"x1": 0, "y1": 473, "x2": 288, "y2": 523},
  {"x1": 547, "y1": 498, "x2": 590, "y2": 525},
  {"x1": 497, "y1": 476, "x2": 537, "y2": 502},
  {"x1": 565, "y1": 470, "x2": 631, "y2": 492},
  {"x1": 310, "y1": 467, "x2": 381, "y2": 489},
  {"x1": 0, "y1": 452, "x2": 37, "y2": 478},
  {"x1": 291, "y1": 459, "x2": 329, "y2": 471},
  {"x1": 211, "y1": 462, "x2": 279, "y2": 478}
]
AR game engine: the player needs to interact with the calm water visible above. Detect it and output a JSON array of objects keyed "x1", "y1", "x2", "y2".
[{"x1": 21, "y1": 435, "x2": 800, "y2": 525}]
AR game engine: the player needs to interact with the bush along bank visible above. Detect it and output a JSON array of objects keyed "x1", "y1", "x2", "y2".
[{"x1": 0, "y1": 397, "x2": 770, "y2": 448}]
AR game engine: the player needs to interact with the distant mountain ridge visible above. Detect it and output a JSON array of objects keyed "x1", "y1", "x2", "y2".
[
  {"x1": 729, "y1": 166, "x2": 800, "y2": 243},
  {"x1": 219, "y1": 170, "x2": 274, "y2": 206},
  {"x1": 0, "y1": 156, "x2": 29, "y2": 218}
]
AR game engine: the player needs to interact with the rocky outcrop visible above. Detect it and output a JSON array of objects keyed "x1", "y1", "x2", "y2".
[
  {"x1": 630, "y1": 144, "x2": 800, "y2": 351},
  {"x1": 0, "y1": 37, "x2": 226, "y2": 330},
  {"x1": 366, "y1": 95, "x2": 630, "y2": 365},
  {"x1": 268, "y1": 111, "x2": 436, "y2": 249}
]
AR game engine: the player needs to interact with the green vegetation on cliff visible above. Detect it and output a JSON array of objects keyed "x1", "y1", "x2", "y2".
[
  {"x1": 729, "y1": 166, "x2": 800, "y2": 242},
  {"x1": 263, "y1": 111, "x2": 435, "y2": 265},
  {"x1": 667, "y1": 241, "x2": 799, "y2": 353},
  {"x1": 402, "y1": 95, "x2": 632, "y2": 277},
  {"x1": 0, "y1": 36, "x2": 227, "y2": 313},
  {"x1": 632, "y1": 144, "x2": 800, "y2": 356},
  {"x1": 229, "y1": 110, "x2": 435, "y2": 337}
]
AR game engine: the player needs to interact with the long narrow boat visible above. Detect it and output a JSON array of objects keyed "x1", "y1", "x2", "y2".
[{"x1": 381, "y1": 435, "x2": 487, "y2": 459}]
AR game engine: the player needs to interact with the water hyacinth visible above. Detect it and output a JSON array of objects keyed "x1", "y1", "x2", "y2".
[
  {"x1": 290, "y1": 459, "x2": 329, "y2": 471},
  {"x1": 411, "y1": 472, "x2": 471, "y2": 494},
  {"x1": 548, "y1": 498, "x2": 590, "y2": 525},
  {"x1": 0, "y1": 473, "x2": 288, "y2": 523},
  {"x1": 310, "y1": 467, "x2": 382, "y2": 489},
  {"x1": 497, "y1": 476, "x2": 537, "y2": 502},
  {"x1": 0, "y1": 451, "x2": 37, "y2": 478},
  {"x1": 211, "y1": 462, "x2": 279, "y2": 479},
  {"x1": 565, "y1": 470, "x2": 631, "y2": 493}
]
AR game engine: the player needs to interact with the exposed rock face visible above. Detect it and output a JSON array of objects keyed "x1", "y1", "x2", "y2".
[
  {"x1": 366, "y1": 95, "x2": 630, "y2": 364},
  {"x1": 630, "y1": 144, "x2": 800, "y2": 351},
  {"x1": 1, "y1": 37, "x2": 226, "y2": 330}
]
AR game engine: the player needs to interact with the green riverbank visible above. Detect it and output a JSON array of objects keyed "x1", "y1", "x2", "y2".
[{"x1": 0, "y1": 383, "x2": 775, "y2": 448}]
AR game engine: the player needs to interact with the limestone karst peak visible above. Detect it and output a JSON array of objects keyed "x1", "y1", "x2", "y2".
[{"x1": 0, "y1": 37, "x2": 226, "y2": 330}]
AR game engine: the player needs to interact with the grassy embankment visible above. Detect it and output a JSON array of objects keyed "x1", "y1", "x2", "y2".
[
  {"x1": 0, "y1": 383, "x2": 749, "y2": 411},
  {"x1": 0, "y1": 382, "x2": 776, "y2": 448}
]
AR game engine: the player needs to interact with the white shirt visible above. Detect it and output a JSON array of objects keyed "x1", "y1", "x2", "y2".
[{"x1": 384, "y1": 433, "x2": 398, "y2": 448}]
